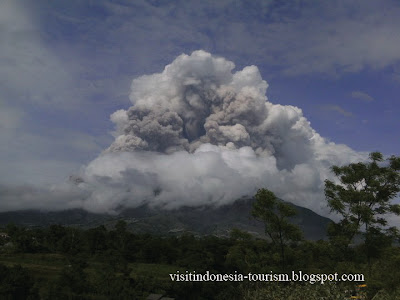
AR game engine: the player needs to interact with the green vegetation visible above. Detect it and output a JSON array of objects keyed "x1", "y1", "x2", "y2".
[
  {"x1": 252, "y1": 188, "x2": 303, "y2": 271},
  {"x1": 0, "y1": 152, "x2": 399, "y2": 299},
  {"x1": 325, "y1": 152, "x2": 400, "y2": 273}
]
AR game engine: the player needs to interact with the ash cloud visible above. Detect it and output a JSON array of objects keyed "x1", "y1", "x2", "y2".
[
  {"x1": 0, "y1": 50, "x2": 367, "y2": 217},
  {"x1": 77, "y1": 50, "x2": 366, "y2": 216}
]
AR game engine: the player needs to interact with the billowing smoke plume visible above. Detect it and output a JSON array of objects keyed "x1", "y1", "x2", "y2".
[{"x1": 76, "y1": 50, "x2": 366, "y2": 216}]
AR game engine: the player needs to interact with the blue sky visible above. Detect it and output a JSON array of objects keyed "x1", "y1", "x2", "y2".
[{"x1": 1, "y1": 0, "x2": 399, "y2": 187}]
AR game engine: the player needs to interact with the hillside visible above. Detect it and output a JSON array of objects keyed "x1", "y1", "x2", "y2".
[{"x1": 0, "y1": 198, "x2": 332, "y2": 240}]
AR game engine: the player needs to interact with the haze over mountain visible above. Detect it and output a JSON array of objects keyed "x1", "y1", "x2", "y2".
[{"x1": 0, "y1": 198, "x2": 332, "y2": 241}]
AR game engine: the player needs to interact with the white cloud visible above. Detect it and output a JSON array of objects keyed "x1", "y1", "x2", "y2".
[
  {"x1": 31, "y1": 0, "x2": 400, "y2": 85},
  {"x1": 254, "y1": 0, "x2": 400, "y2": 76},
  {"x1": 0, "y1": 101, "x2": 24, "y2": 130},
  {"x1": 75, "y1": 51, "x2": 366, "y2": 216},
  {"x1": 322, "y1": 105, "x2": 353, "y2": 117},
  {"x1": 351, "y1": 91, "x2": 374, "y2": 102},
  {"x1": 2, "y1": 0, "x2": 397, "y2": 218},
  {"x1": 0, "y1": 51, "x2": 369, "y2": 217},
  {"x1": 0, "y1": 183, "x2": 86, "y2": 212},
  {"x1": 0, "y1": 126, "x2": 109, "y2": 186},
  {"x1": 0, "y1": 1, "x2": 76, "y2": 108},
  {"x1": 0, "y1": 1, "x2": 112, "y2": 187},
  {"x1": 0, "y1": 99, "x2": 110, "y2": 186}
]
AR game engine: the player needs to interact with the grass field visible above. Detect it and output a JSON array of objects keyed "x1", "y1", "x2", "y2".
[
  {"x1": 1, "y1": 253, "x2": 399, "y2": 299},
  {"x1": 0, "y1": 253, "x2": 182, "y2": 280}
]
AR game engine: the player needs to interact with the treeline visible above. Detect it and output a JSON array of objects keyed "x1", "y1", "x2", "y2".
[{"x1": 1, "y1": 221, "x2": 400, "y2": 299}]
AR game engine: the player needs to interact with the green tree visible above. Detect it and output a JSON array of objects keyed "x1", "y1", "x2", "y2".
[
  {"x1": 324, "y1": 152, "x2": 400, "y2": 270},
  {"x1": 0, "y1": 264, "x2": 38, "y2": 299},
  {"x1": 111, "y1": 220, "x2": 130, "y2": 258},
  {"x1": 251, "y1": 188, "x2": 303, "y2": 271},
  {"x1": 54, "y1": 254, "x2": 89, "y2": 298},
  {"x1": 45, "y1": 224, "x2": 67, "y2": 252},
  {"x1": 226, "y1": 229, "x2": 257, "y2": 273},
  {"x1": 86, "y1": 225, "x2": 108, "y2": 255}
]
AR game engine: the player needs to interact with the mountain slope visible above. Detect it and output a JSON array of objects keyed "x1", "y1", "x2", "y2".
[{"x1": 0, "y1": 198, "x2": 332, "y2": 240}]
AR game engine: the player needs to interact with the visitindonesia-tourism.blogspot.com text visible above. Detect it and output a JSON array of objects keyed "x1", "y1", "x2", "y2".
[{"x1": 169, "y1": 271, "x2": 365, "y2": 285}]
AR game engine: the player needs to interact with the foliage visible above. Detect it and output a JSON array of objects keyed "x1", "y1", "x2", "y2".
[
  {"x1": 324, "y1": 152, "x2": 400, "y2": 271},
  {"x1": 252, "y1": 188, "x2": 303, "y2": 271},
  {"x1": 0, "y1": 222, "x2": 400, "y2": 299},
  {"x1": 0, "y1": 263, "x2": 38, "y2": 299},
  {"x1": 243, "y1": 282, "x2": 362, "y2": 300}
]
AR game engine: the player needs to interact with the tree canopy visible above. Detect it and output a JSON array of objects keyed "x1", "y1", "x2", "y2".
[
  {"x1": 324, "y1": 152, "x2": 400, "y2": 270},
  {"x1": 252, "y1": 188, "x2": 302, "y2": 270}
]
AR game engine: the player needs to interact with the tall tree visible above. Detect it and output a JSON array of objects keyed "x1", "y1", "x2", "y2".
[
  {"x1": 251, "y1": 188, "x2": 303, "y2": 271},
  {"x1": 324, "y1": 152, "x2": 400, "y2": 269}
]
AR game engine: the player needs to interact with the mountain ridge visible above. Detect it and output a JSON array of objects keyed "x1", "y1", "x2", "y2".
[{"x1": 0, "y1": 198, "x2": 333, "y2": 240}]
